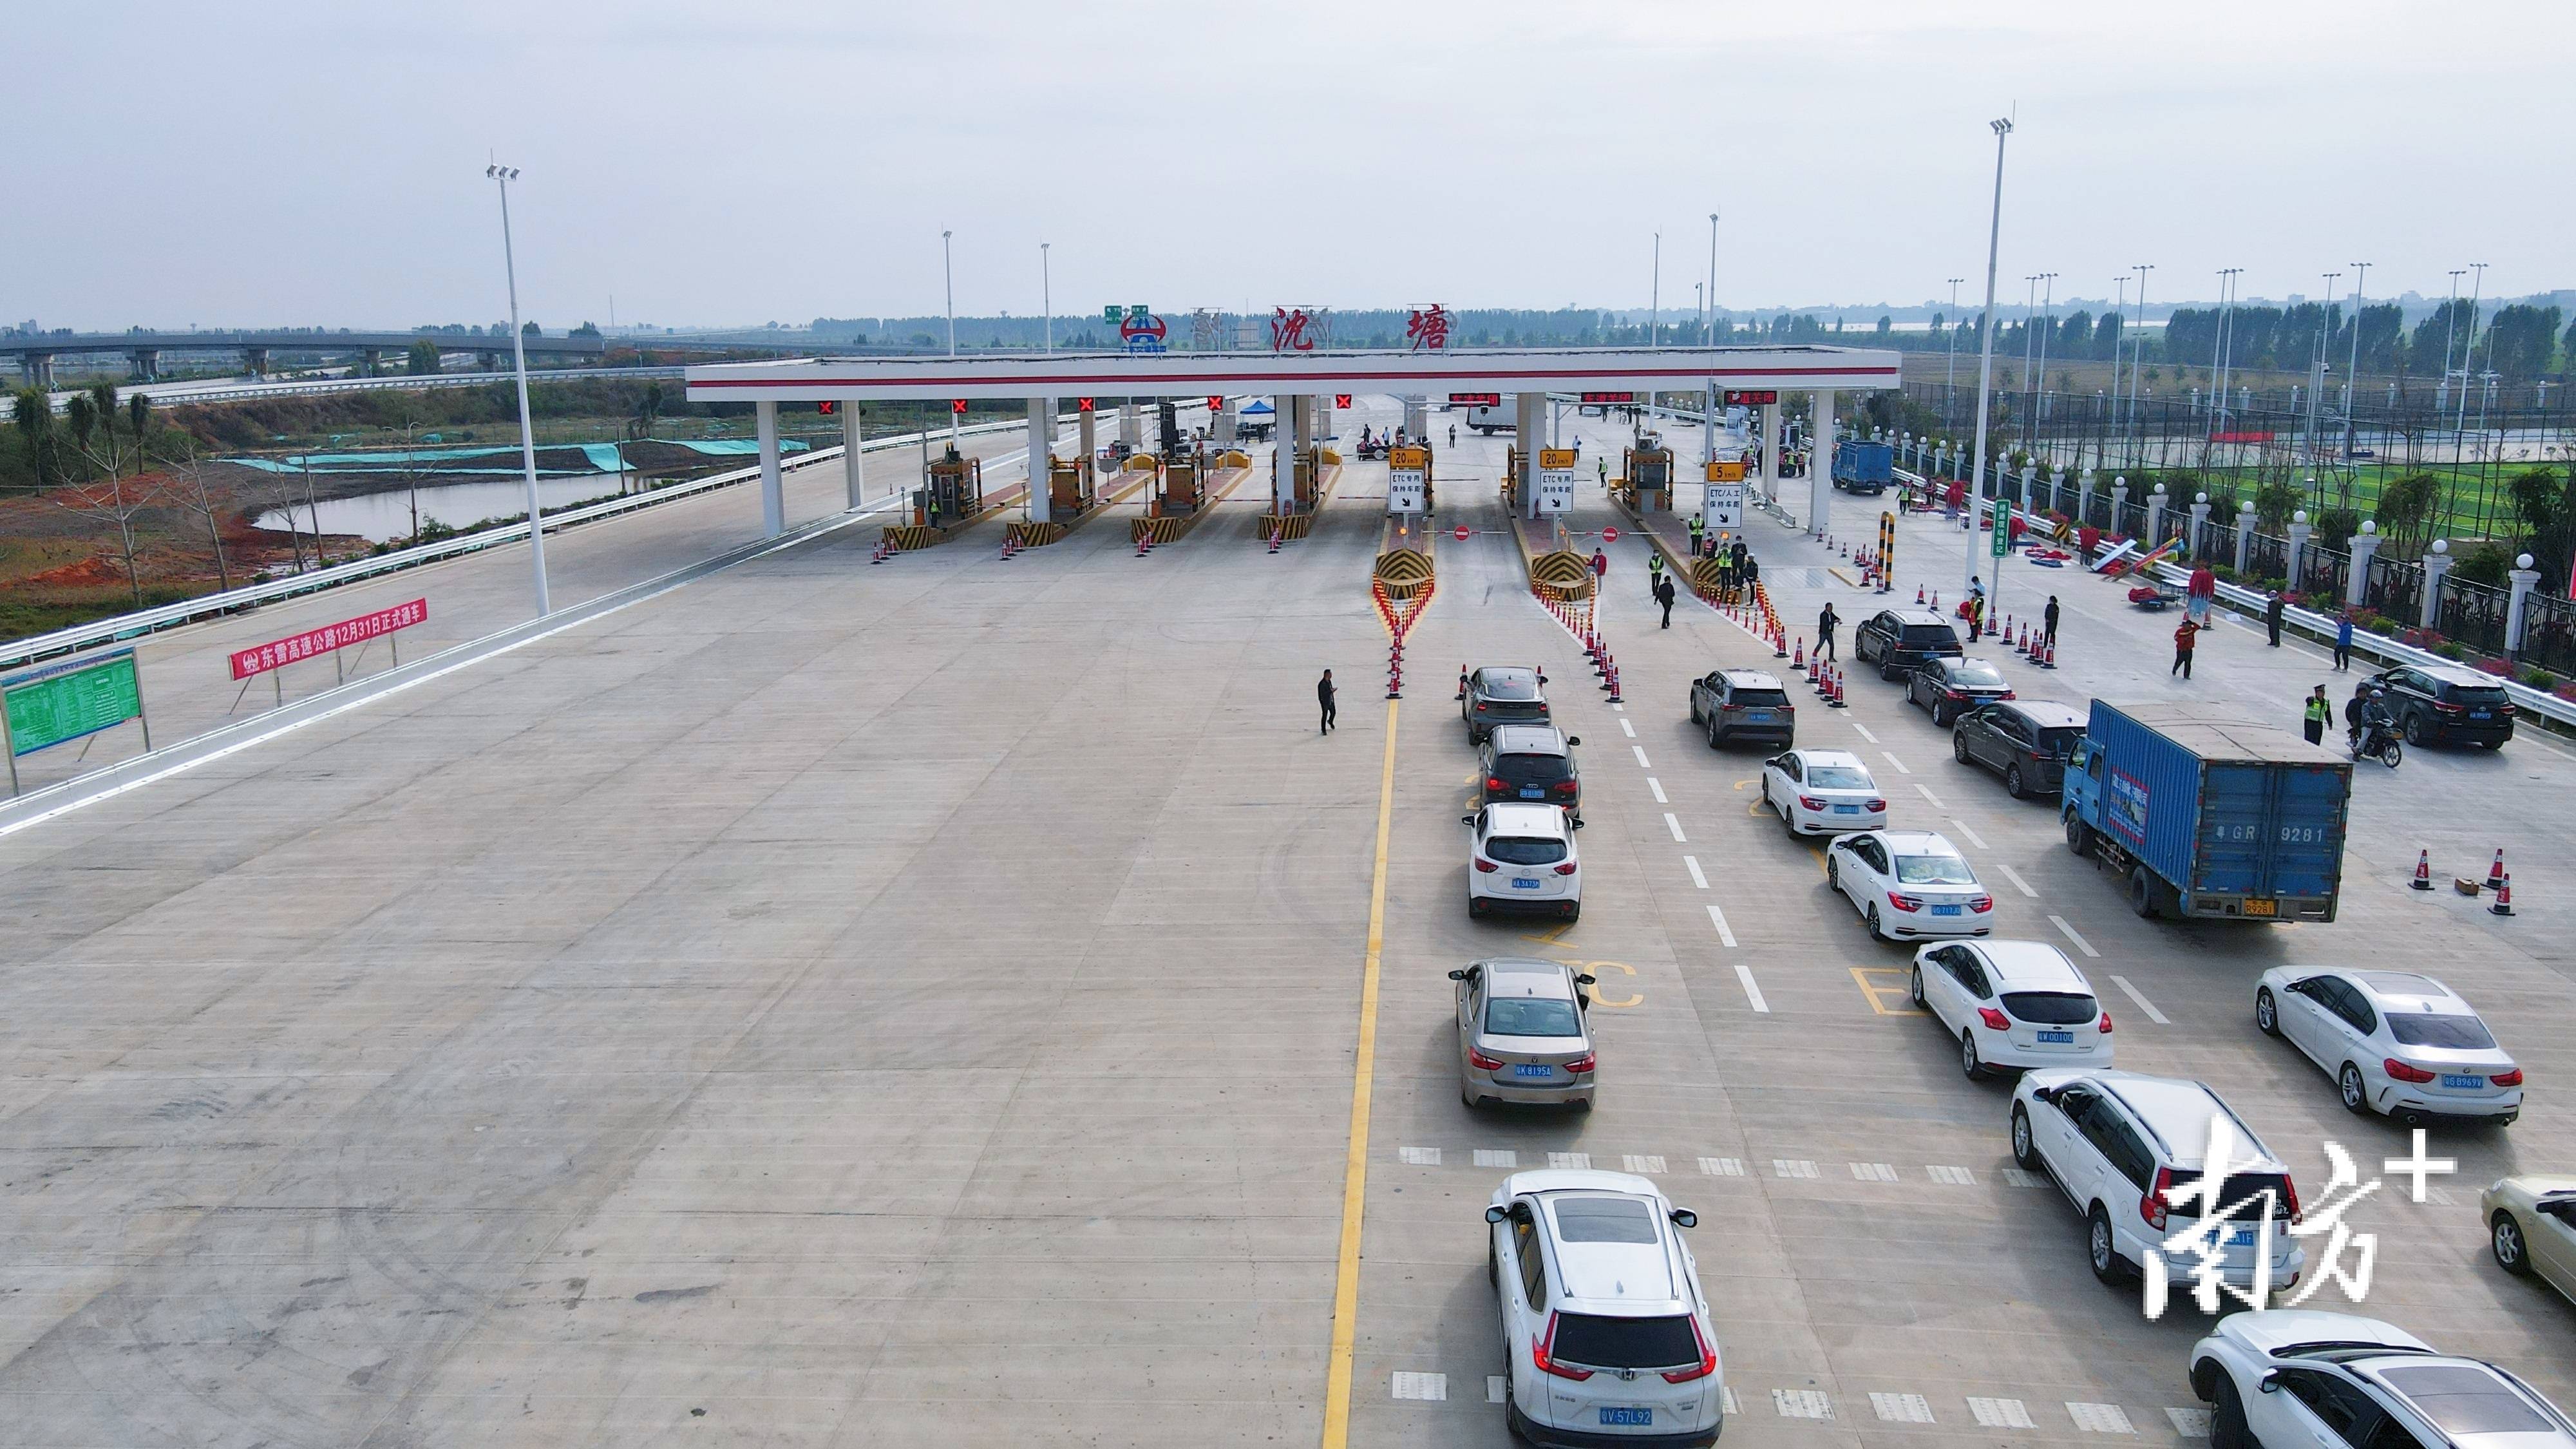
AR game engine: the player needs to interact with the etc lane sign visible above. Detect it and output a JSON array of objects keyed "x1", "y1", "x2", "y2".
[
  {"x1": 231, "y1": 598, "x2": 428, "y2": 680},
  {"x1": 1387, "y1": 446, "x2": 1428, "y2": 515},
  {"x1": 1536, "y1": 449, "x2": 1577, "y2": 516}
]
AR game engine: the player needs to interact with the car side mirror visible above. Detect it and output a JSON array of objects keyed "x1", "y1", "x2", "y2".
[
  {"x1": 1575, "y1": 974, "x2": 1597, "y2": 986},
  {"x1": 1461, "y1": 814, "x2": 1477, "y2": 826},
  {"x1": 1566, "y1": 736, "x2": 1581, "y2": 747},
  {"x1": 1448, "y1": 969, "x2": 1469, "y2": 981},
  {"x1": 2259, "y1": 1370, "x2": 2282, "y2": 1396},
  {"x1": 1484, "y1": 1206, "x2": 1511, "y2": 1224},
  {"x1": 1571, "y1": 819, "x2": 1586, "y2": 829},
  {"x1": 1536, "y1": 673, "x2": 1548, "y2": 684},
  {"x1": 1669, "y1": 1209, "x2": 1698, "y2": 1229},
  {"x1": 2031, "y1": 1086, "x2": 2058, "y2": 1104}
]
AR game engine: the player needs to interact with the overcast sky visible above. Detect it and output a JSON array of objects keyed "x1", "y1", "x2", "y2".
[{"x1": 10, "y1": 1, "x2": 2571, "y2": 331}]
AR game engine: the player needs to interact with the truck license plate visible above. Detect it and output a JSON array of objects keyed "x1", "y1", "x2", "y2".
[{"x1": 2242, "y1": 899, "x2": 2277, "y2": 917}]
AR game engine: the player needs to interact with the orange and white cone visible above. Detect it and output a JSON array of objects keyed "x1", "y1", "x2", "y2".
[
  {"x1": 2490, "y1": 872, "x2": 2514, "y2": 916},
  {"x1": 2486, "y1": 849, "x2": 2508, "y2": 891},
  {"x1": 2411, "y1": 850, "x2": 2434, "y2": 891}
]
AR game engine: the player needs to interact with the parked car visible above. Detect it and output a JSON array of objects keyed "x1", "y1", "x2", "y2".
[
  {"x1": 1688, "y1": 668, "x2": 1795, "y2": 748},
  {"x1": 1464, "y1": 665, "x2": 1551, "y2": 744},
  {"x1": 2253, "y1": 968, "x2": 2522, "y2": 1125},
  {"x1": 1465, "y1": 802, "x2": 1583, "y2": 920},
  {"x1": 1854, "y1": 609, "x2": 1965, "y2": 680},
  {"x1": 2372, "y1": 663, "x2": 2517, "y2": 750},
  {"x1": 2190, "y1": 1312, "x2": 2576, "y2": 1449},
  {"x1": 2483, "y1": 1175, "x2": 2576, "y2": 1303},
  {"x1": 1481, "y1": 726, "x2": 1582, "y2": 817},
  {"x1": 1911, "y1": 940, "x2": 2113, "y2": 1080},
  {"x1": 2011, "y1": 1068, "x2": 2307, "y2": 1291},
  {"x1": 1954, "y1": 700, "x2": 2086, "y2": 798},
  {"x1": 1907, "y1": 656, "x2": 2016, "y2": 726},
  {"x1": 1485, "y1": 1170, "x2": 1723, "y2": 1447},
  {"x1": 1757, "y1": 749, "x2": 1885, "y2": 834},
  {"x1": 1824, "y1": 829, "x2": 1994, "y2": 941},
  {"x1": 1450, "y1": 958, "x2": 1598, "y2": 1109}
]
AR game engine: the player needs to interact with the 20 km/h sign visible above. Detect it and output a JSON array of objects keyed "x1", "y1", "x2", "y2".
[{"x1": 2, "y1": 647, "x2": 150, "y2": 793}]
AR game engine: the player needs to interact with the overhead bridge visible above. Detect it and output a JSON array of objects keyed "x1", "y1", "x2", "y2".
[{"x1": 3, "y1": 329, "x2": 837, "y2": 386}]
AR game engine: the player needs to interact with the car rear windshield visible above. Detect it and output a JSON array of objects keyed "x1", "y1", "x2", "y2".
[
  {"x1": 1553, "y1": 1198, "x2": 1658, "y2": 1243},
  {"x1": 1901, "y1": 625, "x2": 1962, "y2": 647},
  {"x1": 1493, "y1": 753, "x2": 1573, "y2": 786},
  {"x1": 2159, "y1": 1169, "x2": 2295, "y2": 1220},
  {"x1": 2037, "y1": 726, "x2": 2083, "y2": 757},
  {"x1": 1484, "y1": 673, "x2": 1541, "y2": 701},
  {"x1": 2441, "y1": 684, "x2": 2510, "y2": 706},
  {"x1": 1949, "y1": 661, "x2": 2006, "y2": 687},
  {"x1": 1893, "y1": 853, "x2": 1975, "y2": 885},
  {"x1": 1486, "y1": 837, "x2": 1567, "y2": 866},
  {"x1": 1487, "y1": 997, "x2": 1582, "y2": 1037},
  {"x1": 1549, "y1": 1312, "x2": 1699, "y2": 1371},
  {"x1": 2385, "y1": 1014, "x2": 2497, "y2": 1050},
  {"x1": 1727, "y1": 688, "x2": 1789, "y2": 708},
  {"x1": 1808, "y1": 765, "x2": 1873, "y2": 789},
  {"x1": 2373, "y1": 1365, "x2": 2556, "y2": 1435},
  {"x1": 2002, "y1": 992, "x2": 2098, "y2": 1025}
]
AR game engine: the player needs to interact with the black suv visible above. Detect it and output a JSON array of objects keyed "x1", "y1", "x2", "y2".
[
  {"x1": 1953, "y1": 700, "x2": 2085, "y2": 797},
  {"x1": 1855, "y1": 609, "x2": 1965, "y2": 680},
  {"x1": 2373, "y1": 664, "x2": 2517, "y2": 749},
  {"x1": 1479, "y1": 725, "x2": 1583, "y2": 816},
  {"x1": 1689, "y1": 668, "x2": 1795, "y2": 748},
  {"x1": 1463, "y1": 665, "x2": 1550, "y2": 744}
]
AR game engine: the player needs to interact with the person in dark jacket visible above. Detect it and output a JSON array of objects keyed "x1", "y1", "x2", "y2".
[
  {"x1": 2043, "y1": 595, "x2": 2061, "y2": 648},
  {"x1": 1656, "y1": 573, "x2": 1677, "y2": 628},
  {"x1": 1817, "y1": 601, "x2": 1839, "y2": 659},
  {"x1": 2266, "y1": 589, "x2": 2286, "y2": 647},
  {"x1": 1318, "y1": 670, "x2": 1336, "y2": 734}
]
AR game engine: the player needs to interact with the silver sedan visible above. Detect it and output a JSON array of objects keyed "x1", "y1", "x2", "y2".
[{"x1": 1450, "y1": 958, "x2": 1598, "y2": 1109}]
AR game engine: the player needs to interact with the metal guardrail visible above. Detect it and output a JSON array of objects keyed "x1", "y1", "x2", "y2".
[{"x1": 0, "y1": 415, "x2": 1040, "y2": 672}]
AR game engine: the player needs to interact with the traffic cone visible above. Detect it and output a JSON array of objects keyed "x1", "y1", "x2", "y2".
[
  {"x1": 1915, "y1": 583, "x2": 1926, "y2": 605},
  {"x1": 2490, "y1": 873, "x2": 2514, "y2": 916},
  {"x1": 1606, "y1": 665, "x2": 1623, "y2": 705},
  {"x1": 1792, "y1": 639, "x2": 1805, "y2": 672},
  {"x1": 1268, "y1": 527, "x2": 1282, "y2": 554},
  {"x1": 1456, "y1": 666, "x2": 1469, "y2": 701},
  {"x1": 1929, "y1": 590, "x2": 1939, "y2": 610},
  {"x1": 2410, "y1": 850, "x2": 2434, "y2": 891},
  {"x1": 2486, "y1": 849, "x2": 2508, "y2": 891},
  {"x1": 1831, "y1": 667, "x2": 1848, "y2": 708}
]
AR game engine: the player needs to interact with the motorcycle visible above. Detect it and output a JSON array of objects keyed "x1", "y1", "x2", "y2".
[{"x1": 2351, "y1": 723, "x2": 2403, "y2": 769}]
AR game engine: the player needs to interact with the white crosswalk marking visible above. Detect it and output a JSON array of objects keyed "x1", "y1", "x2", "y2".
[
  {"x1": 1871, "y1": 1393, "x2": 1936, "y2": 1424},
  {"x1": 2166, "y1": 1407, "x2": 2213, "y2": 1438},
  {"x1": 1774, "y1": 1390, "x2": 1833, "y2": 1420},
  {"x1": 1390, "y1": 1371, "x2": 1446, "y2": 1401},
  {"x1": 1474, "y1": 1149, "x2": 1518, "y2": 1168},
  {"x1": 1699, "y1": 1157, "x2": 1747, "y2": 1177},
  {"x1": 1927, "y1": 1165, "x2": 1976, "y2": 1185},
  {"x1": 2068, "y1": 1402, "x2": 2136, "y2": 1434},
  {"x1": 2002, "y1": 1168, "x2": 2046, "y2": 1188},
  {"x1": 1399, "y1": 1146, "x2": 1441, "y2": 1166},
  {"x1": 1548, "y1": 1151, "x2": 1591, "y2": 1170},
  {"x1": 1772, "y1": 1159, "x2": 1821, "y2": 1179},
  {"x1": 1622, "y1": 1155, "x2": 1668, "y2": 1174},
  {"x1": 1969, "y1": 1397, "x2": 2035, "y2": 1429},
  {"x1": 1850, "y1": 1162, "x2": 1899, "y2": 1182},
  {"x1": 1723, "y1": 1388, "x2": 1741, "y2": 1416}
]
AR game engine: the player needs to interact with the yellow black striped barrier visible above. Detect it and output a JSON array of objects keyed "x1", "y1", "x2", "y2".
[{"x1": 1531, "y1": 549, "x2": 1596, "y2": 602}]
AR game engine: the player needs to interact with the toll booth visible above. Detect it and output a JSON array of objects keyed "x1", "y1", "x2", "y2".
[
  {"x1": 1293, "y1": 449, "x2": 1321, "y2": 509},
  {"x1": 1157, "y1": 445, "x2": 1206, "y2": 516},
  {"x1": 917, "y1": 445, "x2": 984, "y2": 528},
  {"x1": 1049, "y1": 455, "x2": 1096, "y2": 514},
  {"x1": 1620, "y1": 434, "x2": 1674, "y2": 511}
]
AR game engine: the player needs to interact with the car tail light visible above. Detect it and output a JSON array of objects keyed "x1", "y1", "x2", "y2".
[
  {"x1": 1969, "y1": 895, "x2": 1993, "y2": 913},
  {"x1": 1999, "y1": 689, "x2": 2016, "y2": 701},
  {"x1": 1551, "y1": 861, "x2": 1578, "y2": 875},
  {"x1": 2499, "y1": 703, "x2": 2517, "y2": 715},
  {"x1": 1486, "y1": 777, "x2": 1506, "y2": 791},
  {"x1": 2098, "y1": 1011, "x2": 2115, "y2": 1034},
  {"x1": 2384, "y1": 1057, "x2": 2437, "y2": 1084},
  {"x1": 2142, "y1": 1166, "x2": 2174, "y2": 1231},
  {"x1": 2434, "y1": 700, "x2": 2465, "y2": 714},
  {"x1": 2492, "y1": 1068, "x2": 2524, "y2": 1087},
  {"x1": 1532, "y1": 1313, "x2": 1593, "y2": 1381},
  {"x1": 1886, "y1": 892, "x2": 1922, "y2": 912},
  {"x1": 1662, "y1": 1317, "x2": 1718, "y2": 1383},
  {"x1": 1566, "y1": 1053, "x2": 1596, "y2": 1074},
  {"x1": 1942, "y1": 687, "x2": 1965, "y2": 700},
  {"x1": 1798, "y1": 795, "x2": 1828, "y2": 811},
  {"x1": 1977, "y1": 1007, "x2": 2011, "y2": 1031},
  {"x1": 2284, "y1": 1175, "x2": 2303, "y2": 1225},
  {"x1": 1467, "y1": 1046, "x2": 1506, "y2": 1071},
  {"x1": 1866, "y1": 799, "x2": 1887, "y2": 812},
  {"x1": 1476, "y1": 702, "x2": 1488, "y2": 712},
  {"x1": 1779, "y1": 703, "x2": 1795, "y2": 714},
  {"x1": 1473, "y1": 858, "x2": 1500, "y2": 873},
  {"x1": 1555, "y1": 782, "x2": 1578, "y2": 795}
]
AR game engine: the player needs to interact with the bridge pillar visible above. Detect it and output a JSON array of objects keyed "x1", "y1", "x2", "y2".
[
  {"x1": 756, "y1": 401, "x2": 784, "y2": 538},
  {"x1": 842, "y1": 403, "x2": 865, "y2": 509},
  {"x1": 358, "y1": 348, "x2": 384, "y2": 377},
  {"x1": 478, "y1": 351, "x2": 502, "y2": 372},
  {"x1": 1079, "y1": 405, "x2": 1097, "y2": 477},
  {"x1": 1517, "y1": 392, "x2": 1543, "y2": 520},
  {"x1": 242, "y1": 346, "x2": 269, "y2": 378},
  {"x1": 1271, "y1": 393, "x2": 1294, "y2": 515},
  {"x1": 1025, "y1": 397, "x2": 1053, "y2": 526},
  {"x1": 128, "y1": 348, "x2": 158, "y2": 380},
  {"x1": 1807, "y1": 389, "x2": 1835, "y2": 538}
]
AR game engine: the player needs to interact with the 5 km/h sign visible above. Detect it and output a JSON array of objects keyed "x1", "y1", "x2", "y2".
[{"x1": 2, "y1": 647, "x2": 150, "y2": 793}]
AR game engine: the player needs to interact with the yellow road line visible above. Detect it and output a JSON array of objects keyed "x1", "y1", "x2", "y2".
[
  {"x1": 1321, "y1": 696, "x2": 1399, "y2": 1448},
  {"x1": 1850, "y1": 966, "x2": 1925, "y2": 1016}
]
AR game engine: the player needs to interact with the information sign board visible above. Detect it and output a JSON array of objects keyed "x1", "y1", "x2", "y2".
[
  {"x1": 1724, "y1": 390, "x2": 1779, "y2": 406},
  {"x1": 4, "y1": 648, "x2": 143, "y2": 758},
  {"x1": 1448, "y1": 392, "x2": 1501, "y2": 408},
  {"x1": 1536, "y1": 448, "x2": 1577, "y2": 516},
  {"x1": 1387, "y1": 446, "x2": 1428, "y2": 515},
  {"x1": 1705, "y1": 482, "x2": 1746, "y2": 531}
]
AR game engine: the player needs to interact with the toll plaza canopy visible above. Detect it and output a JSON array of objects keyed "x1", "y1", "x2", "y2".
[{"x1": 679, "y1": 345, "x2": 1902, "y2": 537}]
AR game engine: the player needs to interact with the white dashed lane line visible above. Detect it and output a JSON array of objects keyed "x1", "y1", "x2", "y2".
[
  {"x1": 1647, "y1": 777, "x2": 1667, "y2": 803},
  {"x1": 2049, "y1": 914, "x2": 2101, "y2": 958},
  {"x1": 1947, "y1": 817, "x2": 1990, "y2": 850},
  {"x1": 1995, "y1": 862, "x2": 2038, "y2": 897},
  {"x1": 1620, "y1": 717, "x2": 1636, "y2": 738},
  {"x1": 1706, "y1": 902, "x2": 1738, "y2": 947},
  {"x1": 1633, "y1": 745, "x2": 1652, "y2": 769},
  {"x1": 1880, "y1": 752, "x2": 1913, "y2": 775},
  {"x1": 2109, "y1": 974, "x2": 2170, "y2": 1025},
  {"x1": 1733, "y1": 961, "x2": 1768, "y2": 1012},
  {"x1": 1665, "y1": 812, "x2": 1687, "y2": 842},
  {"x1": 1850, "y1": 721, "x2": 1880, "y2": 744},
  {"x1": 1683, "y1": 855, "x2": 1709, "y2": 889},
  {"x1": 1913, "y1": 782, "x2": 1946, "y2": 808}
]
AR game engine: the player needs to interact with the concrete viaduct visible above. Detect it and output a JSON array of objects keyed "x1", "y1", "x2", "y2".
[{"x1": 3, "y1": 330, "x2": 831, "y2": 386}]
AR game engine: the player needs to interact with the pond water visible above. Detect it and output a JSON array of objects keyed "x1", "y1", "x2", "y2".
[{"x1": 258, "y1": 475, "x2": 668, "y2": 542}]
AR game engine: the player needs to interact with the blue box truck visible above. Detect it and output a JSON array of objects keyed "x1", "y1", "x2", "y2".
[
  {"x1": 1832, "y1": 439, "x2": 1893, "y2": 494},
  {"x1": 2060, "y1": 701, "x2": 2351, "y2": 922}
]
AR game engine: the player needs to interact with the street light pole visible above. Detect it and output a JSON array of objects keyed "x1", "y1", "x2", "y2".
[
  {"x1": 2456, "y1": 261, "x2": 2487, "y2": 434},
  {"x1": 1965, "y1": 117, "x2": 2012, "y2": 601},
  {"x1": 2032, "y1": 271, "x2": 2058, "y2": 459},
  {"x1": 2126, "y1": 264, "x2": 2152, "y2": 466},
  {"x1": 942, "y1": 229, "x2": 958, "y2": 447},
  {"x1": 487, "y1": 161, "x2": 549, "y2": 616},
  {"x1": 1945, "y1": 277, "x2": 1965, "y2": 409},
  {"x1": 2108, "y1": 273, "x2": 2130, "y2": 446},
  {"x1": 1041, "y1": 242, "x2": 1052, "y2": 355},
  {"x1": 2342, "y1": 261, "x2": 2369, "y2": 465},
  {"x1": 1706, "y1": 211, "x2": 1719, "y2": 346},
  {"x1": 1649, "y1": 231, "x2": 1661, "y2": 347}
]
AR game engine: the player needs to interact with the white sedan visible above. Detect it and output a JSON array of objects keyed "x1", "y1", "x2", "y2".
[
  {"x1": 1825, "y1": 830, "x2": 1994, "y2": 942},
  {"x1": 2254, "y1": 968, "x2": 2523, "y2": 1126},
  {"x1": 2190, "y1": 1311, "x2": 2576, "y2": 1449},
  {"x1": 1759, "y1": 749, "x2": 1887, "y2": 835},
  {"x1": 1911, "y1": 940, "x2": 2112, "y2": 1079}
]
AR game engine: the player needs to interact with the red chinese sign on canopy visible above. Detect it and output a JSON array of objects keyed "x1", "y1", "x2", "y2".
[
  {"x1": 1406, "y1": 305, "x2": 1450, "y2": 352},
  {"x1": 230, "y1": 598, "x2": 426, "y2": 680},
  {"x1": 1270, "y1": 307, "x2": 1316, "y2": 352}
]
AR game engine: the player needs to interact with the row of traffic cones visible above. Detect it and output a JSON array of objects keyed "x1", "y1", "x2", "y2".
[
  {"x1": 1913, "y1": 583, "x2": 1942, "y2": 610},
  {"x1": 999, "y1": 535, "x2": 1021, "y2": 562},
  {"x1": 1387, "y1": 638, "x2": 1405, "y2": 699},
  {"x1": 870, "y1": 536, "x2": 893, "y2": 565},
  {"x1": 2410, "y1": 848, "x2": 2517, "y2": 916},
  {"x1": 1586, "y1": 627, "x2": 1625, "y2": 705}
]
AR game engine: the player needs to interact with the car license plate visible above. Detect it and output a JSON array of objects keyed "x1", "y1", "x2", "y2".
[
  {"x1": 1931, "y1": 904, "x2": 1962, "y2": 916},
  {"x1": 1514, "y1": 1063, "x2": 1554, "y2": 1079},
  {"x1": 2037, "y1": 1030, "x2": 2074, "y2": 1045},
  {"x1": 2471, "y1": 710, "x2": 2491, "y2": 719},
  {"x1": 1520, "y1": 788, "x2": 1546, "y2": 799},
  {"x1": 1511, "y1": 878, "x2": 1542, "y2": 890},
  {"x1": 1600, "y1": 1408, "x2": 1653, "y2": 1426},
  {"x1": 1743, "y1": 710, "x2": 1771, "y2": 722},
  {"x1": 2440, "y1": 1074, "x2": 2485, "y2": 1090},
  {"x1": 2242, "y1": 898, "x2": 2277, "y2": 917},
  {"x1": 1833, "y1": 804, "x2": 1860, "y2": 813},
  {"x1": 2227, "y1": 1227, "x2": 2256, "y2": 1248}
]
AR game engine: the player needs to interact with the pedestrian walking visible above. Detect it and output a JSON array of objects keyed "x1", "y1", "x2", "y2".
[
  {"x1": 1448, "y1": 423, "x2": 1457, "y2": 448},
  {"x1": 2333, "y1": 611, "x2": 2354, "y2": 670},
  {"x1": 1817, "y1": 601, "x2": 1839, "y2": 659},
  {"x1": 2265, "y1": 589, "x2": 2285, "y2": 647},
  {"x1": 1596, "y1": 459, "x2": 1608, "y2": 487},
  {"x1": 1590, "y1": 547, "x2": 1609, "y2": 581},
  {"x1": 2304, "y1": 686, "x2": 2331, "y2": 746},
  {"x1": 1646, "y1": 549, "x2": 1665, "y2": 600},
  {"x1": 2042, "y1": 594, "x2": 2061, "y2": 649},
  {"x1": 1318, "y1": 669, "x2": 1336, "y2": 734},
  {"x1": 1656, "y1": 573, "x2": 1677, "y2": 629},
  {"x1": 1740, "y1": 552, "x2": 1760, "y2": 589},
  {"x1": 2172, "y1": 619, "x2": 2201, "y2": 678}
]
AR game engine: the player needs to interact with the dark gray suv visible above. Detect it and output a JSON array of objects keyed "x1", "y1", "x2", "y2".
[
  {"x1": 1856, "y1": 609, "x2": 1965, "y2": 680},
  {"x1": 1690, "y1": 668, "x2": 1795, "y2": 748}
]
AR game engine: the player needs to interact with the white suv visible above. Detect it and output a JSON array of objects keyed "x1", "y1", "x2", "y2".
[
  {"x1": 2190, "y1": 1311, "x2": 2576, "y2": 1449},
  {"x1": 2009, "y1": 1068, "x2": 2307, "y2": 1293},
  {"x1": 1465, "y1": 802, "x2": 1584, "y2": 922},
  {"x1": 1485, "y1": 1170, "x2": 1723, "y2": 1447}
]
